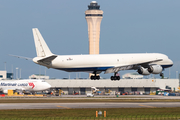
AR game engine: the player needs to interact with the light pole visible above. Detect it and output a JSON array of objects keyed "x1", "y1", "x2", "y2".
[
  {"x1": 12, "y1": 65, "x2": 13, "y2": 79},
  {"x1": 16, "y1": 67, "x2": 18, "y2": 79},
  {"x1": 19, "y1": 68, "x2": 21, "y2": 79},
  {"x1": 69, "y1": 73, "x2": 70, "y2": 79},
  {"x1": 176, "y1": 71, "x2": 178, "y2": 79},
  {"x1": 4, "y1": 62, "x2": 6, "y2": 71},
  {"x1": 44, "y1": 68, "x2": 46, "y2": 76}
]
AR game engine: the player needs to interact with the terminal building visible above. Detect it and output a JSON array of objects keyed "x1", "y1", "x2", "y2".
[
  {"x1": 45, "y1": 78, "x2": 179, "y2": 95},
  {"x1": 0, "y1": 70, "x2": 179, "y2": 95}
]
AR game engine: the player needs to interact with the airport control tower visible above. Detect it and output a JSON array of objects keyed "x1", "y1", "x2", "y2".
[{"x1": 85, "y1": 1, "x2": 103, "y2": 54}]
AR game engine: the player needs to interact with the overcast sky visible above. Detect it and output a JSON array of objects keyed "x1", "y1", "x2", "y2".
[{"x1": 0, "y1": 0, "x2": 180, "y2": 79}]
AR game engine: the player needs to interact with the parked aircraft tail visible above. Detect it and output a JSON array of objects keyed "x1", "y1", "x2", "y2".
[{"x1": 32, "y1": 28, "x2": 53, "y2": 57}]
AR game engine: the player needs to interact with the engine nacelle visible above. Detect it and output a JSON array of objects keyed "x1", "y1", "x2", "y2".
[
  {"x1": 137, "y1": 67, "x2": 150, "y2": 75},
  {"x1": 148, "y1": 65, "x2": 163, "y2": 74}
]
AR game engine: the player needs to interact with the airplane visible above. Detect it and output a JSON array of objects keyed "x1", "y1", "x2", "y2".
[
  {"x1": 12, "y1": 28, "x2": 173, "y2": 80},
  {"x1": 0, "y1": 79, "x2": 51, "y2": 94},
  {"x1": 32, "y1": 28, "x2": 173, "y2": 80}
]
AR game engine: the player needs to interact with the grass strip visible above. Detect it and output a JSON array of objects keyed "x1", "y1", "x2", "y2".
[{"x1": 0, "y1": 108, "x2": 180, "y2": 119}]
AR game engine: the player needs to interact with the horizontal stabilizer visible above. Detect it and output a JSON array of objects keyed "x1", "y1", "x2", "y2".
[
  {"x1": 38, "y1": 55, "x2": 57, "y2": 65},
  {"x1": 9, "y1": 54, "x2": 32, "y2": 61}
]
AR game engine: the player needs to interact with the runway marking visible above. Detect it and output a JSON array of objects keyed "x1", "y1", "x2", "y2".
[
  {"x1": 139, "y1": 104, "x2": 156, "y2": 108},
  {"x1": 57, "y1": 106, "x2": 71, "y2": 109}
]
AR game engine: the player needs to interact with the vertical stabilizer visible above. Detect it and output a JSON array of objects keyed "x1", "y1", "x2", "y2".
[{"x1": 32, "y1": 28, "x2": 53, "y2": 57}]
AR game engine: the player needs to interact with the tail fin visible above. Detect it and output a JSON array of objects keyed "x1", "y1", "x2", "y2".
[{"x1": 32, "y1": 28, "x2": 53, "y2": 57}]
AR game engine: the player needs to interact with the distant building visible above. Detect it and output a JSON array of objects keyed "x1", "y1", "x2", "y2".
[
  {"x1": 29, "y1": 74, "x2": 49, "y2": 79},
  {"x1": 0, "y1": 71, "x2": 13, "y2": 80},
  {"x1": 122, "y1": 73, "x2": 143, "y2": 79},
  {"x1": 0, "y1": 71, "x2": 7, "y2": 80}
]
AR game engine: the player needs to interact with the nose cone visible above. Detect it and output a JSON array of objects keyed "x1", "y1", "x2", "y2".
[
  {"x1": 167, "y1": 59, "x2": 173, "y2": 68},
  {"x1": 44, "y1": 83, "x2": 51, "y2": 90},
  {"x1": 47, "y1": 83, "x2": 51, "y2": 89},
  {"x1": 169, "y1": 59, "x2": 173, "y2": 66}
]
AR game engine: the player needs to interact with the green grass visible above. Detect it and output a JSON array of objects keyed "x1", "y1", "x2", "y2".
[
  {"x1": 0, "y1": 98, "x2": 180, "y2": 119},
  {"x1": 0, "y1": 108, "x2": 180, "y2": 119}
]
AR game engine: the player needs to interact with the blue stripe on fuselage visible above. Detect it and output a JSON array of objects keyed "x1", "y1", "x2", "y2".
[
  {"x1": 56, "y1": 67, "x2": 113, "y2": 72},
  {"x1": 161, "y1": 64, "x2": 173, "y2": 69},
  {"x1": 56, "y1": 64, "x2": 173, "y2": 72}
]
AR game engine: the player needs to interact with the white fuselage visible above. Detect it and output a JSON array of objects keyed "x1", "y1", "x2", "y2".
[
  {"x1": 33, "y1": 53, "x2": 173, "y2": 72},
  {"x1": 0, "y1": 79, "x2": 51, "y2": 93}
]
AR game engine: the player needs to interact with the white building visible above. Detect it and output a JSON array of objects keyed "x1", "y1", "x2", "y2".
[
  {"x1": 29, "y1": 74, "x2": 49, "y2": 79},
  {"x1": 45, "y1": 78, "x2": 179, "y2": 95},
  {"x1": 0, "y1": 71, "x2": 7, "y2": 80}
]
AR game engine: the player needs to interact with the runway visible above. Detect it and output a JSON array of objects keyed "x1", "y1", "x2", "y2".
[{"x1": 0, "y1": 102, "x2": 180, "y2": 109}]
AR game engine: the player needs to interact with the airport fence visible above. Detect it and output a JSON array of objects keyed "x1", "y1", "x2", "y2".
[{"x1": 1, "y1": 114, "x2": 180, "y2": 120}]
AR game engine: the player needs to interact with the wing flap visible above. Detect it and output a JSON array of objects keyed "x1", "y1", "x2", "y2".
[
  {"x1": 105, "y1": 65, "x2": 134, "y2": 74},
  {"x1": 105, "y1": 59, "x2": 163, "y2": 74}
]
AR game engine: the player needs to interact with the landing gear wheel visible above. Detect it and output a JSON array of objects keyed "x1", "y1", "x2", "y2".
[
  {"x1": 117, "y1": 76, "x2": 120, "y2": 80},
  {"x1": 90, "y1": 75, "x2": 100, "y2": 80},
  {"x1": 90, "y1": 76, "x2": 94, "y2": 80},
  {"x1": 160, "y1": 73, "x2": 164, "y2": 79},
  {"x1": 111, "y1": 76, "x2": 120, "y2": 80},
  {"x1": 160, "y1": 73, "x2": 164, "y2": 77},
  {"x1": 111, "y1": 76, "x2": 114, "y2": 80}
]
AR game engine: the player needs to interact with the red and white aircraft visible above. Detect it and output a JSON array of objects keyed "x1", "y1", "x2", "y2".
[{"x1": 0, "y1": 79, "x2": 51, "y2": 93}]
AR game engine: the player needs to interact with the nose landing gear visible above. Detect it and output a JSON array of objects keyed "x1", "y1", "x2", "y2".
[{"x1": 160, "y1": 73, "x2": 164, "y2": 79}]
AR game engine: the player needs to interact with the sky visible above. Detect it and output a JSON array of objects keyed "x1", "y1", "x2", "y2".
[{"x1": 0, "y1": 0, "x2": 180, "y2": 79}]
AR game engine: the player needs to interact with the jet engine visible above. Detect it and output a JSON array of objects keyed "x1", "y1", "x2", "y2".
[
  {"x1": 137, "y1": 67, "x2": 150, "y2": 75},
  {"x1": 148, "y1": 65, "x2": 163, "y2": 74}
]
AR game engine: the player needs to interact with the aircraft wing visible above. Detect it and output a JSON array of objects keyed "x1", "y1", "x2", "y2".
[
  {"x1": 104, "y1": 59, "x2": 163, "y2": 74},
  {"x1": 9, "y1": 54, "x2": 32, "y2": 60},
  {"x1": 38, "y1": 55, "x2": 57, "y2": 65}
]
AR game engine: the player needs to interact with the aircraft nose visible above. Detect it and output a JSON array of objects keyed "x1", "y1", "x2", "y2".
[
  {"x1": 168, "y1": 59, "x2": 173, "y2": 66},
  {"x1": 169, "y1": 59, "x2": 173, "y2": 65},
  {"x1": 46, "y1": 83, "x2": 51, "y2": 89}
]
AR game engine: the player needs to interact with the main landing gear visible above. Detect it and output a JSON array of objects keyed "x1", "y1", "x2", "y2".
[
  {"x1": 160, "y1": 73, "x2": 164, "y2": 79},
  {"x1": 90, "y1": 72, "x2": 100, "y2": 80},
  {"x1": 90, "y1": 75, "x2": 100, "y2": 80},
  {"x1": 110, "y1": 72, "x2": 120, "y2": 80}
]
